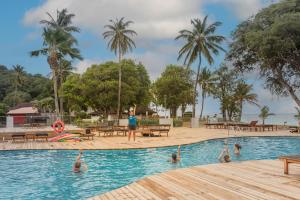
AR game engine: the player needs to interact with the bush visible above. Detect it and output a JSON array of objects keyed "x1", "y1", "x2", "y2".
[
  {"x1": 138, "y1": 118, "x2": 159, "y2": 126},
  {"x1": 173, "y1": 118, "x2": 183, "y2": 127}
]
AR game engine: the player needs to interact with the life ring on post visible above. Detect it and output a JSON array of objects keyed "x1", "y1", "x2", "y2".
[{"x1": 52, "y1": 120, "x2": 65, "y2": 134}]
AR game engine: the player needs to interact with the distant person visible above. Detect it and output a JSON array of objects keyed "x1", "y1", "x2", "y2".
[
  {"x1": 234, "y1": 144, "x2": 242, "y2": 156},
  {"x1": 73, "y1": 150, "x2": 88, "y2": 173},
  {"x1": 128, "y1": 105, "x2": 137, "y2": 141},
  {"x1": 218, "y1": 145, "x2": 231, "y2": 163},
  {"x1": 169, "y1": 145, "x2": 181, "y2": 163}
]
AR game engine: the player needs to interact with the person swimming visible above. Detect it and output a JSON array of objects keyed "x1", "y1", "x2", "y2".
[
  {"x1": 170, "y1": 145, "x2": 181, "y2": 163},
  {"x1": 234, "y1": 144, "x2": 242, "y2": 156},
  {"x1": 218, "y1": 144, "x2": 231, "y2": 163},
  {"x1": 73, "y1": 150, "x2": 88, "y2": 173}
]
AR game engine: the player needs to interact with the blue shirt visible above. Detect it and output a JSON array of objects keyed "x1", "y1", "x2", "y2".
[{"x1": 128, "y1": 116, "x2": 137, "y2": 126}]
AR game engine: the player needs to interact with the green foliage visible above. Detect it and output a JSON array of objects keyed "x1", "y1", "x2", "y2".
[
  {"x1": 212, "y1": 64, "x2": 257, "y2": 121},
  {"x1": 175, "y1": 15, "x2": 225, "y2": 117},
  {"x1": 103, "y1": 17, "x2": 137, "y2": 60},
  {"x1": 32, "y1": 97, "x2": 54, "y2": 113},
  {"x1": 0, "y1": 103, "x2": 8, "y2": 116},
  {"x1": 63, "y1": 60, "x2": 151, "y2": 116},
  {"x1": 173, "y1": 118, "x2": 183, "y2": 127},
  {"x1": 294, "y1": 107, "x2": 300, "y2": 120},
  {"x1": 138, "y1": 118, "x2": 159, "y2": 126},
  {"x1": 259, "y1": 106, "x2": 275, "y2": 125},
  {"x1": 0, "y1": 65, "x2": 52, "y2": 108},
  {"x1": 3, "y1": 91, "x2": 31, "y2": 107},
  {"x1": 153, "y1": 65, "x2": 194, "y2": 117},
  {"x1": 228, "y1": 0, "x2": 300, "y2": 107}
]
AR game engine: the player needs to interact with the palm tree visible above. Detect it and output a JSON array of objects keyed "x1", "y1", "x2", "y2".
[
  {"x1": 175, "y1": 16, "x2": 225, "y2": 118},
  {"x1": 40, "y1": 9, "x2": 79, "y2": 33},
  {"x1": 12, "y1": 65, "x2": 25, "y2": 106},
  {"x1": 259, "y1": 106, "x2": 275, "y2": 125},
  {"x1": 103, "y1": 17, "x2": 137, "y2": 118},
  {"x1": 31, "y1": 28, "x2": 82, "y2": 115},
  {"x1": 234, "y1": 81, "x2": 258, "y2": 121},
  {"x1": 198, "y1": 67, "x2": 217, "y2": 119},
  {"x1": 39, "y1": 8, "x2": 80, "y2": 116}
]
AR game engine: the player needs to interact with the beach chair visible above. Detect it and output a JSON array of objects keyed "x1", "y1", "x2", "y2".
[
  {"x1": 35, "y1": 133, "x2": 49, "y2": 142},
  {"x1": 238, "y1": 121, "x2": 258, "y2": 131},
  {"x1": 279, "y1": 155, "x2": 300, "y2": 174},
  {"x1": 12, "y1": 133, "x2": 26, "y2": 142},
  {"x1": 80, "y1": 129, "x2": 95, "y2": 140}
]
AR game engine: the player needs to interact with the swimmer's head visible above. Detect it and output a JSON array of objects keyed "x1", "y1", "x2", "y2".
[
  {"x1": 235, "y1": 144, "x2": 241, "y2": 150},
  {"x1": 172, "y1": 153, "x2": 177, "y2": 161},
  {"x1": 224, "y1": 155, "x2": 230, "y2": 163}
]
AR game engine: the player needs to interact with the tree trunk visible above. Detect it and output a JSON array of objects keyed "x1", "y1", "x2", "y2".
[
  {"x1": 171, "y1": 107, "x2": 177, "y2": 118},
  {"x1": 275, "y1": 68, "x2": 300, "y2": 107},
  {"x1": 59, "y1": 78, "x2": 64, "y2": 119},
  {"x1": 200, "y1": 91, "x2": 205, "y2": 119},
  {"x1": 239, "y1": 101, "x2": 243, "y2": 122},
  {"x1": 181, "y1": 104, "x2": 186, "y2": 118},
  {"x1": 52, "y1": 69, "x2": 60, "y2": 116},
  {"x1": 193, "y1": 54, "x2": 202, "y2": 118},
  {"x1": 117, "y1": 50, "x2": 122, "y2": 119}
]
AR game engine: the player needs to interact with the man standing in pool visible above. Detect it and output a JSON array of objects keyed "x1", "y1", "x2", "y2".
[
  {"x1": 128, "y1": 105, "x2": 137, "y2": 141},
  {"x1": 73, "y1": 150, "x2": 88, "y2": 173}
]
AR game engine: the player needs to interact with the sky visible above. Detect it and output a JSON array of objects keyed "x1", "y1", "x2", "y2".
[{"x1": 0, "y1": 0, "x2": 297, "y2": 116}]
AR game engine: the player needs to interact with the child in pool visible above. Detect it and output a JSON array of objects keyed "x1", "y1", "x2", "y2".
[
  {"x1": 73, "y1": 150, "x2": 88, "y2": 173},
  {"x1": 218, "y1": 145, "x2": 231, "y2": 163},
  {"x1": 169, "y1": 145, "x2": 181, "y2": 163},
  {"x1": 234, "y1": 144, "x2": 242, "y2": 156}
]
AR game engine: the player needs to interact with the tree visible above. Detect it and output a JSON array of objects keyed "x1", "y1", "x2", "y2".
[
  {"x1": 259, "y1": 106, "x2": 275, "y2": 125},
  {"x1": 103, "y1": 17, "x2": 137, "y2": 118},
  {"x1": 40, "y1": 9, "x2": 80, "y2": 33},
  {"x1": 175, "y1": 16, "x2": 225, "y2": 118},
  {"x1": 295, "y1": 107, "x2": 300, "y2": 120},
  {"x1": 63, "y1": 60, "x2": 150, "y2": 117},
  {"x1": 32, "y1": 97, "x2": 54, "y2": 113},
  {"x1": 234, "y1": 81, "x2": 258, "y2": 121},
  {"x1": 31, "y1": 28, "x2": 82, "y2": 115},
  {"x1": 198, "y1": 67, "x2": 217, "y2": 119},
  {"x1": 12, "y1": 65, "x2": 26, "y2": 106},
  {"x1": 31, "y1": 9, "x2": 82, "y2": 115},
  {"x1": 0, "y1": 103, "x2": 8, "y2": 116},
  {"x1": 227, "y1": 0, "x2": 300, "y2": 107},
  {"x1": 3, "y1": 91, "x2": 31, "y2": 107},
  {"x1": 153, "y1": 65, "x2": 193, "y2": 117},
  {"x1": 213, "y1": 64, "x2": 238, "y2": 121}
]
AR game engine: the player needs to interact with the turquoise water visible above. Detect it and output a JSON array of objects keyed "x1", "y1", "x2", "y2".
[{"x1": 0, "y1": 136, "x2": 300, "y2": 200}]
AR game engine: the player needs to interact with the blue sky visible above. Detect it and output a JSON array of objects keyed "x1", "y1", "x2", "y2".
[{"x1": 0, "y1": 0, "x2": 297, "y2": 116}]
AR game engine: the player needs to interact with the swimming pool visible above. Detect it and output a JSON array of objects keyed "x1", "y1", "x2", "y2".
[{"x1": 0, "y1": 136, "x2": 299, "y2": 200}]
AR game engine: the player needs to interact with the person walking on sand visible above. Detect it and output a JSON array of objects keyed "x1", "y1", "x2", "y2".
[{"x1": 128, "y1": 105, "x2": 137, "y2": 141}]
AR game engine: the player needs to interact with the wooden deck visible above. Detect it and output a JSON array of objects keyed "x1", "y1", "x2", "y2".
[{"x1": 90, "y1": 160, "x2": 300, "y2": 200}]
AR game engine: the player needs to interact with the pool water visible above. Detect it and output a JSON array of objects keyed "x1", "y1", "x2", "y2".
[{"x1": 0, "y1": 136, "x2": 300, "y2": 200}]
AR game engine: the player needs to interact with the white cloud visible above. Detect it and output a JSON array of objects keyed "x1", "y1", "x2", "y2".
[
  {"x1": 74, "y1": 59, "x2": 101, "y2": 74},
  {"x1": 23, "y1": 0, "x2": 203, "y2": 40},
  {"x1": 23, "y1": 0, "x2": 267, "y2": 40}
]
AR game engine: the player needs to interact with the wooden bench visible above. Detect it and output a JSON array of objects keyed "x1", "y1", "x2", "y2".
[
  {"x1": 279, "y1": 155, "x2": 300, "y2": 174},
  {"x1": 12, "y1": 133, "x2": 26, "y2": 142},
  {"x1": 80, "y1": 129, "x2": 96, "y2": 140}
]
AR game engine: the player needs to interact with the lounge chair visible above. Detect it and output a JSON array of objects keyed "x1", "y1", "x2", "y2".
[
  {"x1": 113, "y1": 125, "x2": 128, "y2": 136},
  {"x1": 279, "y1": 155, "x2": 300, "y2": 174},
  {"x1": 80, "y1": 129, "x2": 95, "y2": 140},
  {"x1": 12, "y1": 133, "x2": 26, "y2": 142},
  {"x1": 35, "y1": 133, "x2": 49, "y2": 142},
  {"x1": 238, "y1": 121, "x2": 258, "y2": 131}
]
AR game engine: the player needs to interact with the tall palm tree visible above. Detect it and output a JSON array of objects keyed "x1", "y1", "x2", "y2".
[
  {"x1": 12, "y1": 65, "x2": 25, "y2": 106},
  {"x1": 31, "y1": 28, "x2": 82, "y2": 115},
  {"x1": 40, "y1": 8, "x2": 80, "y2": 116},
  {"x1": 198, "y1": 67, "x2": 217, "y2": 119},
  {"x1": 175, "y1": 16, "x2": 225, "y2": 118},
  {"x1": 234, "y1": 81, "x2": 258, "y2": 121},
  {"x1": 40, "y1": 9, "x2": 79, "y2": 33},
  {"x1": 103, "y1": 17, "x2": 137, "y2": 118},
  {"x1": 259, "y1": 106, "x2": 275, "y2": 125}
]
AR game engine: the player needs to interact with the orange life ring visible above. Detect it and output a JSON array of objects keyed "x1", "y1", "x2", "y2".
[{"x1": 52, "y1": 120, "x2": 65, "y2": 133}]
